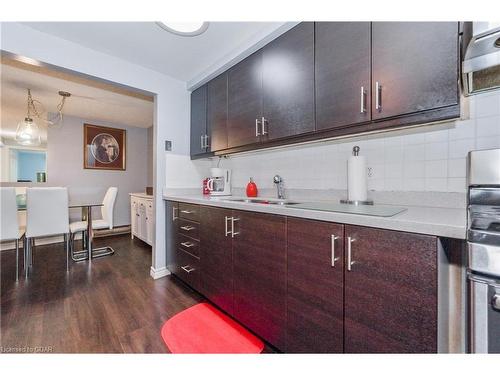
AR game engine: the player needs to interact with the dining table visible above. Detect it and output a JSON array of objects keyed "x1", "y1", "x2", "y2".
[{"x1": 17, "y1": 199, "x2": 114, "y2": 262}]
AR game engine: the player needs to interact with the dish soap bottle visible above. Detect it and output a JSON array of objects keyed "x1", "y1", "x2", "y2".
[{"x1": 246, "y1": 177, "x2": 258, "y2": 197}]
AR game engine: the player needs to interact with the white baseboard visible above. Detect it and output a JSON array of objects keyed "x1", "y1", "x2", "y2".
[{"x1": 150, "y1": 266, "x2": 171, "y2": 279}]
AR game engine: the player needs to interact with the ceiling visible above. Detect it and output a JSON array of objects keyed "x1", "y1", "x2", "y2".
[
  {"x1": 22, "y1": 22, "x2": 285, "y2": 82},
  {"x1": 1, "y1": 60, "x2": 154, "y2": 145}
]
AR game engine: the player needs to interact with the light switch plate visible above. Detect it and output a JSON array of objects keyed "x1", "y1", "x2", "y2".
[{"x1": 165, "y1": 140, "x2": 172, "y2": 151}]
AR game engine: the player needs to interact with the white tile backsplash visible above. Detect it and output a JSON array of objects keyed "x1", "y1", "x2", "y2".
[{"x1": 200, "y1": 90, "x2": 500, "y2": 193}]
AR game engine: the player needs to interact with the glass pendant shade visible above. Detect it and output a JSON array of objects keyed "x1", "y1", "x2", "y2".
[{"x1": 15, "y1": 117, "x2": 41, "y2": 146}]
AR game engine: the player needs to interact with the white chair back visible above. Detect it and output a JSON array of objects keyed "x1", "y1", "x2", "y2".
[
  {"x1": 0, "y1": 187, "x2": 19, "y2": 241},
  {"x1": 101, "y1": 187, "x2": 118, "y2": 229},
  {"x1": 26, "y1": 187, "x2": 69, "y2": 238}
]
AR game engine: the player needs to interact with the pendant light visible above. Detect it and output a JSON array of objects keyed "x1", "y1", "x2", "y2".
[{"x1": 15, "y1": 89, "x2": 41, "y2": 146}]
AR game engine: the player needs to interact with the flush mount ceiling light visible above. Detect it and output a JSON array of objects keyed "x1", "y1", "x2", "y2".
[{"x1": 155, "y1": 22, "x2": 209, "y2": 36}]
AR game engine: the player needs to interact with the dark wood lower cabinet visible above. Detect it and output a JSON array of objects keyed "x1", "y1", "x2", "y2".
[
  {"x1": 200, "y1": 206, "x2": 234, "y2": 315},
  {"x1": 343, "y1": 225, "x2": 438, "y2": 353},
  {"x1": 287, "y1": 218, "x2": 344, "y2": 353},
  {"x1": 167, "y1": 202, "x2": 440, "y2": 353},
  {"x1": 232, "y1": 211, "x2": 287, "y2": 350}
]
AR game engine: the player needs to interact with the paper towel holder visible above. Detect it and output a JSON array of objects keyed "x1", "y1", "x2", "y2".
[{"x1": 341, "y1": 145, "x2": 374, "y2": 206}]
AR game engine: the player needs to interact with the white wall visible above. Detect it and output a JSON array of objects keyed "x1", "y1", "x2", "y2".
[
  {"x1": 212, "y1": 91, "x2": 500, "y2": 194},
  {"x1": 47, "y1": 114, "x2": 148, "y2": 226},
  {"x1": 1, "y1": 22, "x2": 189, "y2": 276}
]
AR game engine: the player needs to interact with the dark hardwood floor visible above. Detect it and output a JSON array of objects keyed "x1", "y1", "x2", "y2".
[{"x1": 0, "y1": 234, "x2": 203, "y2": 353}]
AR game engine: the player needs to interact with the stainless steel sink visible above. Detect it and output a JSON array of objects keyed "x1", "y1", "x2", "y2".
[{"x1": 222, "y1": 198, "x2": 301, "y2": 206}]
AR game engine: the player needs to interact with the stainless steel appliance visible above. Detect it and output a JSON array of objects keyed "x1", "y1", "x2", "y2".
[
  {"x1": 207, "y1": 167, "x2": 231, "y2": 196},
  {"x1": 462, "y1": 22, "x2": 500, "y2": 96},
  {"x1": 467, "y1": 148, "x2": 500, "y2": 353}
]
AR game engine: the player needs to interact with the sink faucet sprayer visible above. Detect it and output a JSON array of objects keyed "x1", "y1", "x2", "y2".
[{"x1": 273, "y1": 175, "x2": 285, "y2": 199}]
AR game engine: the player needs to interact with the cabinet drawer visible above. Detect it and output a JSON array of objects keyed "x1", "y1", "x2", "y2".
[
  {"x1": 177, "y1": 218, "x2": 200, "y2": 240},
  {"x1": 179, "y1": 203, "x2": 200, "y2": 222},
  {"x1": 177, "y1": 234, "x2": 200, "y2": 258},
  {"x1": 173, "y1": 248, "x2": 200, "y2": 290}
]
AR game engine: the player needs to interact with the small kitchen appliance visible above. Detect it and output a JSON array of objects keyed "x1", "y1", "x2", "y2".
[
  {"x1": 467, "y1": 148, "x2": 500, "y2": 353},
  {"x1": 246, "y1": 177, "x2": 258, "y2": 197},
  {"x1": 207, "y1": 168, "x2": 232, "y2": 196}
]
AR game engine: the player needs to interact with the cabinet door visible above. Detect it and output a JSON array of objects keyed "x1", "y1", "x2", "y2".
[
  {"x1": 208, "y1": 72, "x2": 228, "y2": 151},
  {"x1": 232, "y1": 210, "x2": 287, "y2": 349},
  {"x1": 190, "y1": 85, "x2": 208, "y2": 156},
  {"x1": 344, "y1": 225, "x2": 438, "y2": 353},
  {"x1": 227, "y1": 51, "x2": 263, "y2": 148},
  {"x1": 287, "y1": 218, "x2": 344, "y2": 353},
  {"x1": 200, "y1": 206, "x2": 234, "y2": 314},
  {"x1": 315, "y1": 22, "x2": 371, "y2": 130},
  {"x1": 371, "y1": 22, "x2": 459, "y2": 120},
  {"x1": 262, "y1": 22, "x2": 315, "y2": 140},
  {"x1": 146, "y1": 201, "x2": 154, "y2": 245},
  {"x1": 131, "y1": 198, "x2": 138, "y2": 237}
]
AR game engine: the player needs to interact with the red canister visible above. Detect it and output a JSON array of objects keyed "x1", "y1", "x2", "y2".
[{"x1": 202, "y1": 178, "x2": 210, "y2": 195}]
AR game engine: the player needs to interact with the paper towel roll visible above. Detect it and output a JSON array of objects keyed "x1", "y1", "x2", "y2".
[{"x1": 347, "y1": 155, "x2": 367, "y2": 202}]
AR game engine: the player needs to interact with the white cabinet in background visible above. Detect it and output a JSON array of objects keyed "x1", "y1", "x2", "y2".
[{"x1": 130, "y1": 193, "x2": 154, "y2": 246}]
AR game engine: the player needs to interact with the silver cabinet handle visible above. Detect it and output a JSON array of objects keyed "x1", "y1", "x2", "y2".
[
  {"x1": 331, "y1": 235, "x2": 340, "y2": 267},
  {"x1": 360, "y1": 86, "x2": 367, "y2": 114},
  {"x1": 375, "y1": 81, "x2": 382, "y2": 112},
  {"x1": 180, "y1": 225, "x2": 195, "y2": 231},
  {"x1": 261, "y1": 117, "x2": 268, "y2": 135},
  {"x1": 231, "y1": 217, "x2": 240, "y2": 238},
  {"x1": 200, "y1": 134, "x2": 204, "y2": 149},
  {"x1": 347, "y1": 236, "x2": 356, "y2": 271},
  {"x1": 181, "y1": 241, "x2": 195, "y2": 248},
  {"x1": 205, "y1": 134, "x2": 210, "y2": 150},
  {"x1": 225, "y1": 216, "x2": 232, "y2": 237},
  {"x1": 180, "y1": 210, "x2": 194, "y2": 214},
  {"x1": 172, "y1": 206, "x2": 178, "y2": 221},
  {"x1": 255, "y1": 118, "x2": 261, "y2": 137},
  {"x1": 181, "y1": 265, "x2": 195, "y2": 273}
]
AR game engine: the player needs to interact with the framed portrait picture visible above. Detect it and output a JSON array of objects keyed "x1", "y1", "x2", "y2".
[{"x1": 84, "y1": 124, "x2": 126, "y2": 170}]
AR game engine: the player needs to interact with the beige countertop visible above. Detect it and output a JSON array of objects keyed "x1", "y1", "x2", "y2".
[{"x1": 163, "y1": 192, "x2": 466, "y2": 239}]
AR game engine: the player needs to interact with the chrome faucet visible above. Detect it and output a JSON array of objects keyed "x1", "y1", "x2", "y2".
[{"x1": 273, "y1": 175, "x2": 285, "y2": 199}]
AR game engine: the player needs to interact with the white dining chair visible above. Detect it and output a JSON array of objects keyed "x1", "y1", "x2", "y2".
[
  {"x1": 0, "y1": 187, "x2": 25, "y2": 281},
  {"x1": 69, "y1": 187, "x2": 118, "y2": 253},
  {"x1": 25, "y1": 187, "x2": 70, "y2": 277}
]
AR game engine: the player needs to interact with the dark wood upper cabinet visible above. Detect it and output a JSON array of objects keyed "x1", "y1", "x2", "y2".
[
  {"x1": 315, "y1": 22, "x2": 371, "y2": 130},
  {"x1": 227, "y1": 51, "x2": 263, "y2": 148},
  {"x1": 208, "y1": 72, "x2": 228, "y2": 152},
  {"x1": 200, "y1": 206, "x2": 234, "y2": 315},
  {"x1": 190, "y1": 85, "x2": 209, "y2": 156},
  {"x1": 371, "y1": 22, "x2": 459, "y2": 120},
  {"x1": 232, "y1": 210, "x2": 287, "y2": 350},
  {"x1": 343, "y1": 225, "x2": 438, "y2": 353},
  {"x1": 287, "y1": 218, "x2": 344, "y2": 353},
  {"x1": 262, "y1": 22, "x2": 315, "y2": 140}
]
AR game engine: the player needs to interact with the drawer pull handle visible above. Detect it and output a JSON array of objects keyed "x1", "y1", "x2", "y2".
[
  {"x1": 181, "y1": 241, "x2": 195, "y2": 248},
  {"x1": 180, "y1": 225, "x2": 195, "y2": 231},
  {"x1": 181, "y1": 265, "x2": 195, "y2": 273},
  {"x1": 181, "y1": 210, "x2": 194, "y2": 214}
]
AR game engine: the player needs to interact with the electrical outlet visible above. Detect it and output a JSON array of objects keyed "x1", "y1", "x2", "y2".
[
  {"x1": 165, "y1": 140, "x2": 172, "y2": 151},
  {"x1": 367, "y1": 167, "x2": 373, "y2": 178}
]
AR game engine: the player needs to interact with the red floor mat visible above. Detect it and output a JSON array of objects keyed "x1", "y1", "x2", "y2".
[{"x1": 161, "y1": 302, "x2": 264, "y2": 354}]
